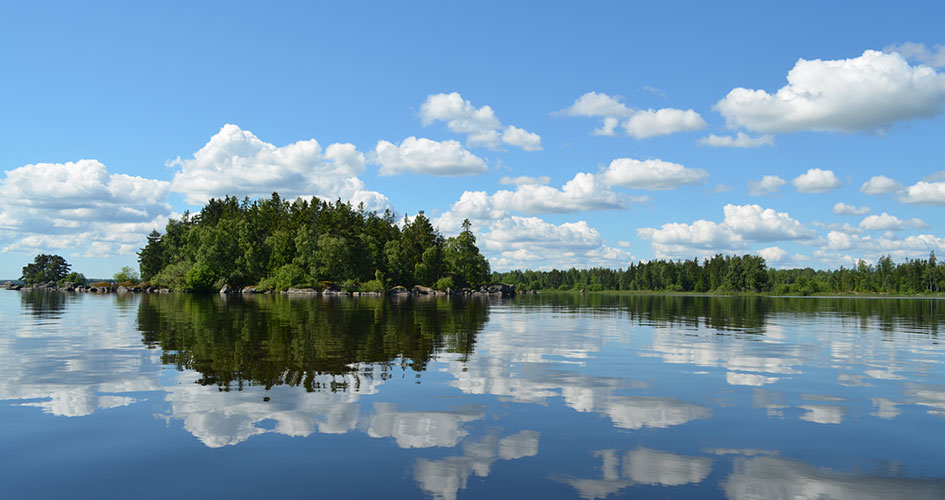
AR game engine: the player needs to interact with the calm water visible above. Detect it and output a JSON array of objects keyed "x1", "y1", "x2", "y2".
[{"x1": 2, "y1": 291, "x2": 945, "y2": 499}]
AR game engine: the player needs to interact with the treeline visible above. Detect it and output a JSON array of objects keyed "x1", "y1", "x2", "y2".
[
  {"x1": 138, "y1": 193, "x2": 490, "y2": 292},
  {"x1": 492, "y1": 253, "x2": 945, "y2": 295}
]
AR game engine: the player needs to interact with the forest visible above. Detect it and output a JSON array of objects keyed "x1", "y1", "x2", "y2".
[
  {"x1": 136, "y1": 193, "x2": 490, "y2": 292},
  {"x1": 491, "y1": 252, "x2": 945, "y2": 295}
]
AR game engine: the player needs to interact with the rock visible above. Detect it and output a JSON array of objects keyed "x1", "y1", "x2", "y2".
[
  {"x1": 219, "y1": 284, "x2": 230, "y2": 294},
  {"x1": 412, "y1": 285, "x2": 434, "y2": 295},
  {"x1": 242, "y1": 286, "x2": 257, "y2": 294},
  {"x1": 387, "y1": 286, "x2": 409, "y2": 295},
  {"x1": 286, "y1": 287, "x2": 318, "y2": 295},
  {"x1": 116, "y1": 286, "x2": 130, "y2": 294}
]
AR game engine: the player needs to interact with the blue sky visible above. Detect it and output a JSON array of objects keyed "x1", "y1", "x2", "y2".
[{"x1": 2, "y1": 1, "x2": 945, "y2": 277}]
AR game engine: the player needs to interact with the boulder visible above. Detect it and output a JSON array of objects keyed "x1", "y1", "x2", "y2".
[
  {"x1": 387, "y1": 285, "x2": 409, "y2": 295},
  {"x1": 286, "y1": 287, "x2": 318, "y2": 295},
  {"x1": 219, "y1": 284, "x2": 231, "y2": 294},
  {"x1": 412, "y1": 285, "x2": 434, "y2": 295},
  {"x1": 116, "y1": 286, "x2": 130, "y2": 294},
  {"x1": 242, "y1": 286, "x2": 257, "y2": 294}
]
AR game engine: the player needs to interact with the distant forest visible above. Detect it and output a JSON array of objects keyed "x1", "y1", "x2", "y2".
[
  {"x1": 135, "y1": 193, "x2": 944, "y2": 296},
  {"x1": 492, "y1": 253, "x2": 944, "y2": 296}
]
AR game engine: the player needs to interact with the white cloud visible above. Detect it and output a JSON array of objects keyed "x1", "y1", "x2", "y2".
[
  {"x1": 860, "y1": 175, "x2": 902, "y2": 195},
  {"x1": 791, "y1": 168, "x2": 842, "y2": 193},
  {"x1": 556, "y1": 91, "x2": 634, "y2": 117},
  {"x1": 817, "y1": 231, "x2": 945, "y2": 263},
  {"x1": 598, "y1": 158, "x2": 708, "y2": 190},
  {"x1": 757, "y1": 246, "x2": 787, "y2": 262},
  {"x1": 638, "y1": 203, "x2": 813, "y2": 258},
  {"x1": 498, "y1": 175, "x2": 551, "y2": 186},
  {"x1": 170, "y1": 124, "x2": 389, "y2": 210},
  {"x1": 899, "y1": 180, "x2": 945, "y2": 205},
  {"x1": 435, "y1": 173, "x2": 627, "y2": 235},
  {"x1": 722, "y1": 204, "x2": 814, "y2": 242},
  {"x1": 500, "y1": 125, "x2": 542, "y2": 151},
  {"x1": 715, "y1": 50, "x2": 945, "y2": 133},
  {"x1": 698, "y1": 132, "x2": 775, "y2": 148},
  {"x1": 375, "y1": 137, "x2": 487, "y2": 176},
  {"x1": 833, "y1": 202, "x2": 870, "y2": 215},
  {"x1": 0, "y1": 159, "x2": 172, "y2": 257},
  {"x1": 747, "y1": 175, "x2": 786, "y2": 196},
  {"x1": 558, "y1": 92, "x2": 706, "y2": 138},
  {"x1": 637, "y1": 220, "x2": 745, "y2": 259},
  {"x1": 858, "y1": 213, "x2": 927, "y2": 231},
  {"x1": 420, "y1": 92, "x2": 541, "y2": 150},
  {"x1": 885, "y1": 42, "x2": 945, "y2": 68},
  {"x1": 485, "y1": 216, "x2": 632, "y2": 270},
  {"x1": 622, "y1": 108, "x2": 706, "y2": 139}
]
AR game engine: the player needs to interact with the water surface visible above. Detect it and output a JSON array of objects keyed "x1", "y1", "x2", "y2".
[{"x1": 1, "y1": 290, "x2": 944, "y2": 499}]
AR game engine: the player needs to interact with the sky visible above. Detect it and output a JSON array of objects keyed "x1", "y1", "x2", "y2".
[{"x1": 1, "y1": 1, "x2": 944, "y2": 278}]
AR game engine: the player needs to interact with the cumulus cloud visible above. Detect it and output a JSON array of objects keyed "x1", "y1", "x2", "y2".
[
  {"x1": 817, "y1": 231, "x2": 945, "y2": 263},
  {"x1": 885, "y1": 42, "x2": 945, "y2": 68},
  {"x1": 860, "y1": 175, "x2": 902, "y2": 195},
  {"x1": 556, "y1": 91, "x2": 634, "y2": 118},
  {"x1": 715, "y1": 50, "x2": 945, "y2": 133},
  {"x1": 698, "y1": 132, "x2": 775, "y2": 148},
  {"x1": 499, "y1": 175, "x2": 551, "y2": 186},
  {"x1": 375, "y1": 137, "x2": 488, "y2": 176},
  {"x1": 558, "y1": 92, "x2": 706, "y2": 138},
  {"x1": 858, "y1": 213, "x2": 927, "y2": 231},
  {"x1": 485, "y1": 216, "x2": 632, "y2": 270},
  {"x1": 833, "y1": 202, "x2": 870, "y2": 215},
  {"x1": 747, "y1": 175, "x2": 786, "y2": 196},
  {"x1": 722, "y1": 204, "x2": 815, "y2": 242},
  {"x1": 170, "y1": 124, "x2": 389, "y2": 211},
  {"x1": 598, "y1": 158, "x2": 708, "y2": 190},
  {"x1": 899, "y1": 180, "x2": 945, "y2": 205},
  {"x1": 791, "y1": 168, "x2": 842, "y2": 193},
  {"x1": 622, "y1": 108, "x2": 706, "y2": 139},
  {"x1": 637, "y1": 220, "x2": 745, "y2": 259},
  {"x1": 638, "y1": 204, "x2": 814, "y2": 259},
  {"x1": 435, "y1": 173, "x2": 626, "y2": 233},
  {"x1": 420, "y1": 92, "x2": 542, "y2": 150},
  {"x1": 0, "y1": 159, "x2": 172, "y2": 257},
  {"x1": 757, "y1": 246, "x2": 787, "y2": 262}
]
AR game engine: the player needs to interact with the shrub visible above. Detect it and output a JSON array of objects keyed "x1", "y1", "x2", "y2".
[
  {"x1": 341, "y1": 279, "x2": 359, "y2": 293},
  {"x1": 435, "y1": 276, "x2": 454, "y2": 291},
  {"x1": 361, "y1": 279, "x2": 386, "y2": 293},
  {"x1": 184, "y1": 263, "x2": 217, "y2": 292}
]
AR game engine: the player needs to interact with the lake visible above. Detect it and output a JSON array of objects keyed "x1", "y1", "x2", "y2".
[{"x1": 1, "y1": 290, "x2": 944, "y2": 499}]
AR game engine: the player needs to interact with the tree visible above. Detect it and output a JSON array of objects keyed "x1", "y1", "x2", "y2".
[
  {"x1": 138, "y1": 230, "x2": 166, "y2": 281},
  {"x1": 21, "y1": 254, "x2": 71, "y2": 284},
  {"x1": 114, "y1": 266, "x2": 140, "y2": 284},
  {"x1": 444, "y1": 219, "x2": 490, "y2": 287}
]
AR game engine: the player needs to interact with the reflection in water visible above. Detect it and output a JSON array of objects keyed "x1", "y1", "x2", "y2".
[
  {"x1": 3, "y1": 291, "x2": 945, "y2": 499},
  {"x1": 137, "y1": 294, "x2": 489, "y2": 389},
  {"x1": 555, "y1": 447, "x2": 711, "y2": 499},
  {"x1": 723, "y1": 456, "x2": 945, "y2": 500},
  {"x1": 415, "y1": 430, "x2": 540, "y2": 500},
  {"x1": 367, "y1": 402, "x2": 484, "y2": 449}
]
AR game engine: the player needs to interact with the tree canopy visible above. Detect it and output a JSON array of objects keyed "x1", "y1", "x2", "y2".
[
  {"x1": 21, "y1": 254, "x2": 71, "y2": 284},
  {"x1": 139, "y1": 193, "x2": 491, "y2": 292}
]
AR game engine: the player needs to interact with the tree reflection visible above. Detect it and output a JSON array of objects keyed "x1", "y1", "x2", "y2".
[{"x1": 137, "y1": 294, "x2": 489, "y2": 391}]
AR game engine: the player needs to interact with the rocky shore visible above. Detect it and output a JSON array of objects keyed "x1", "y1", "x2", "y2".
[{"x1": 2, "y1": 281, "x2": 525, "y2": 297}]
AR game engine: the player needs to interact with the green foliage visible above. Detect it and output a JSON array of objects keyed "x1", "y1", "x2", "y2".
[
  {"x1": 59, "y1": 272, "x2": 87, "y2": 286},
  {"x1": 21, "y1": 254, "x2": 71, "y2": 284},
  {"x1": 341, "y1": 279, "x2": 360, "y2": 293},
  {"x1": 140, "y1": 195, "x2": 487, "y2": 292},
  {"x1": 184, "y1": 262, "x2": 217, "y2": 292},
  {"x1": 361, "y1": 279, "x2": 386, "y2": 293},
  {"x1": 444, "y1": 219, "x2": 490, "y2": 288},
  {"x1": 435, "y1": 276, "x2": 454, "y2": 291},
  {"x1": 137, "y1": 230, "x2": 165, "y2": 281},
  {"x1": 492, "y1": 252, "x2": 945, "y2": 296},
  {"x1": 113, "y1": 265, "x2": 140, "y2": 284},
  {"x1": 257, "y1": 263, "x2": 309, "y2": 291}
]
